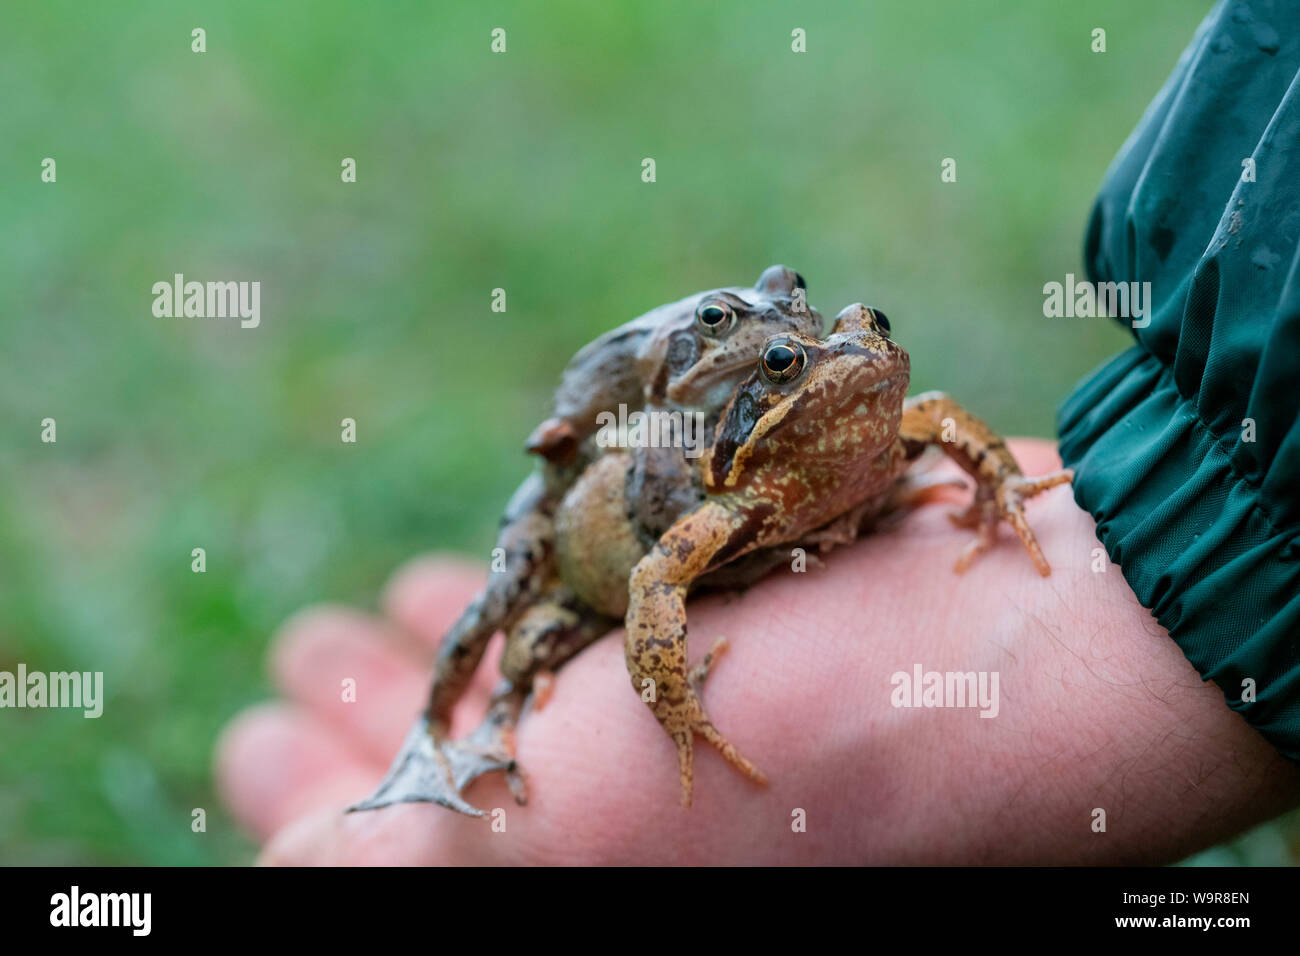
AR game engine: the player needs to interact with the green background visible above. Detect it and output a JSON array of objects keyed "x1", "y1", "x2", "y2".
[{"x1": 2, "y1": 0, "x2": 1295, "y2": 864}]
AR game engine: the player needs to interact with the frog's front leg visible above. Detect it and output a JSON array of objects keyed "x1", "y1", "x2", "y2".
[
  {"x1": 900, "y1": 391, "x2": 1072, "y2": 576},
  {"x1": 625, "y1": 501, "x2": 768, "y2": 807}
]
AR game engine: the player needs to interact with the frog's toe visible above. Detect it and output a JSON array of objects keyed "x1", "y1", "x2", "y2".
[
  {"x1": 687, "y1": 637, "x2": 730, "y2": 691},
  {"x1": 949, "y1": 469, "x2": 1073, "y2": 576},
  {"x1": 671, "y1": 715, "x2": 767, "y2": 808},
  {"x1": 952, "y1": 519, "x2": 999, "y2": 574},
  {"x1": 1016, "y1": 467, "x2": 1074, "y2": 498},
  {"x1": 442, "y1": 716, "x2": 529, "y2": 805},
  {"x1": 656, "y1": 694, "x2": 767, "y2": 809},
  {"x1": 443, "y1": 744, "x2": 528, "y2": 806},
  {"x1": 995, "y1": 468, "x2": 1074, "y2": 577},
  {"x1": 347, "y1": 716, "x2": 487, "y2": 818}
]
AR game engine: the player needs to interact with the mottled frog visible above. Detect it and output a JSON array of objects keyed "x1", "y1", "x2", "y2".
[{"x1": 351, "y1": 298, "x2": 1071, "y2": 815}]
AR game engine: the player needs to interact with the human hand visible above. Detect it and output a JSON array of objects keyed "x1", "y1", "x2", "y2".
[{"x1": 215, "y1": 440, "x2": 1300, "y2": 864}]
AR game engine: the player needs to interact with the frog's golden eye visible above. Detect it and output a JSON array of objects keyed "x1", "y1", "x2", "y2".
[
  {"x1": 871, "y1": 309, "x2": 891, "y2": 336},
  {"x1": 695, "y1": 300, "x2": 736, "y2": 336},
  {"x1": 760, "y1": 337, "x2": 806, "y2": 385}
]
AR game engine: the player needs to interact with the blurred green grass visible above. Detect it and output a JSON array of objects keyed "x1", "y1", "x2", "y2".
[{"x1": 1, "y1": 0, "x2": 1295, "y2": 864}]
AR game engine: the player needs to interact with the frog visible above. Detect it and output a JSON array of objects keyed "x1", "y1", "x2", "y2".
[
  {"x1": 351, "y1": 300, "x2": 1071, "y2": 816},
  {"x1": 350, "y1": 266, "x2": 823, "y2": 816},
  {"x1": 622, "y1": 303, "x2": 1073, "y2": 804},
  {"x1": 525, "y1": 264, "x2": 820, "y2": 464}
]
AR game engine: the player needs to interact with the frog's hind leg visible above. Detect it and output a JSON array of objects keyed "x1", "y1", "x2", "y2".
[
  {"x1": 440, "y1": 588, "x2": 616, "y2": 804},
  {"x1": 349, "y1": 474, "x2": 559, "y2": 818},
  {"x1": 440, "y1": 681, "x2": 529, "y2": 805},
  {"x1": 347, "y1": 610, "x2": 554, "y2": 818},
  {"x1": 899, "y1": 391, "x2": 1073, "y2": 576},
  {"x1": 346, "y1": 588, "x2": 568, "y2": 818},
  {"x1": 427, "y1": 473, "x2": 557, "y2": 734}
]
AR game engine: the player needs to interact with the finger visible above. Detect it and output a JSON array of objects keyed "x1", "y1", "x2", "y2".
[
  {"x1": 270, "y1": 606, "x2": 437, "y2": 761},
  {"x1": 270, "y1": 604, "x2": 501, "y2": 761},
  {"x1": 255, "y1": 466, "x2": 1071, "y2": 865},
  {"x1": 214, "y1": 702, "x2": 382, "y2": 841},
  {"x1": 258, "y1": 795, "x2": 508, "y2": 866}
]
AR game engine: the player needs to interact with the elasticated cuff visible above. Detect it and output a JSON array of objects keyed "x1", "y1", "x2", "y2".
[{"x1": 1058, "y1": 346, "x2": 1300, "y2": 762}]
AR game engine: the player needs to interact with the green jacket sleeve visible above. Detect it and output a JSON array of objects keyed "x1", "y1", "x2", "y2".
[{"x1": 1058, "y1": 0, "x2": 1300, "y2": 761}]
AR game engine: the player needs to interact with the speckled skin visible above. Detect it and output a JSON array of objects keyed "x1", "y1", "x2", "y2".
[
  {"x1": 422, "y1": 267, "x2": 822, "y2": 739},
  {"x1": 351, "y1": 268, "x2": 824, "y2": 817},
  {"x1": 623, "y1": 304, "x2": 1073, "y2": 805},
  {"x1": 526, "y1": 265, "x2": 824, "y2": 463},
  {"x1": 351, "y1": 300, "x2": 1071, "y2": 817}
]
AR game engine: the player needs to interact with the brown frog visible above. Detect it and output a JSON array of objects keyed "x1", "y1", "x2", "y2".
[
  {"x1": 352, "y1": 300, "x2": 1071, "y2": 816},
  {"x1": 623, "y1": 303, "x2": 1072, "y2": 804},
  {"x1": 525, "y1": 264, "x2": 821, "y2": 463},
  {"x1": 352, "y1": 267, "x2": 822, "y2": 815}
]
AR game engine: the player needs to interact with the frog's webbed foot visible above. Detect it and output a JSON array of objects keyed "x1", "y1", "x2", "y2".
[
  {"x1": 684, "y1": 639, "x2": 768, "y2": 800},
  {"x1": 949, "y1": 468, "x2": 1073, "y2": 576},
  {"x1": 440, "y1": 692, "x2": 529, "y2": 805},
  {"x1": 646, "y1": 634, "x2": 769, "y2": 811},
  {"x1": 659, "y1": 684, "x2": 768, "y2": 809},
  {"x1": 347, "y1": 716, "x2": 487, "y2": 818}
]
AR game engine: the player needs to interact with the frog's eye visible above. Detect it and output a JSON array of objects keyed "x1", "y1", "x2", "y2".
[
  {"x1": 871, "y1": 309, "x2": 891, "y2": 335},
  {"x1": 760, "y1": 337, "x2": 806, "y2": 385},
  {"x1": 695, "y1": 300, "x2": 736, "y2": 336}
]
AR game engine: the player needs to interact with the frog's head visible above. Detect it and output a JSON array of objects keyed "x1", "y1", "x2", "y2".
[
  {"x1": 526, "y1": 266, "x2": 823, "y2": 465},
  {"x1": 640, "y1": 264, "x2": 824, "y2": 412},
  {"x1": 705, "y1": 303, "x2": 909, "y2": 493}
]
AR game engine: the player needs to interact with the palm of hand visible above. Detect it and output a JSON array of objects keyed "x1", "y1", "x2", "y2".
[{"x1": 215, "y1": 441, "x2": 1298, "y2": 864}]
